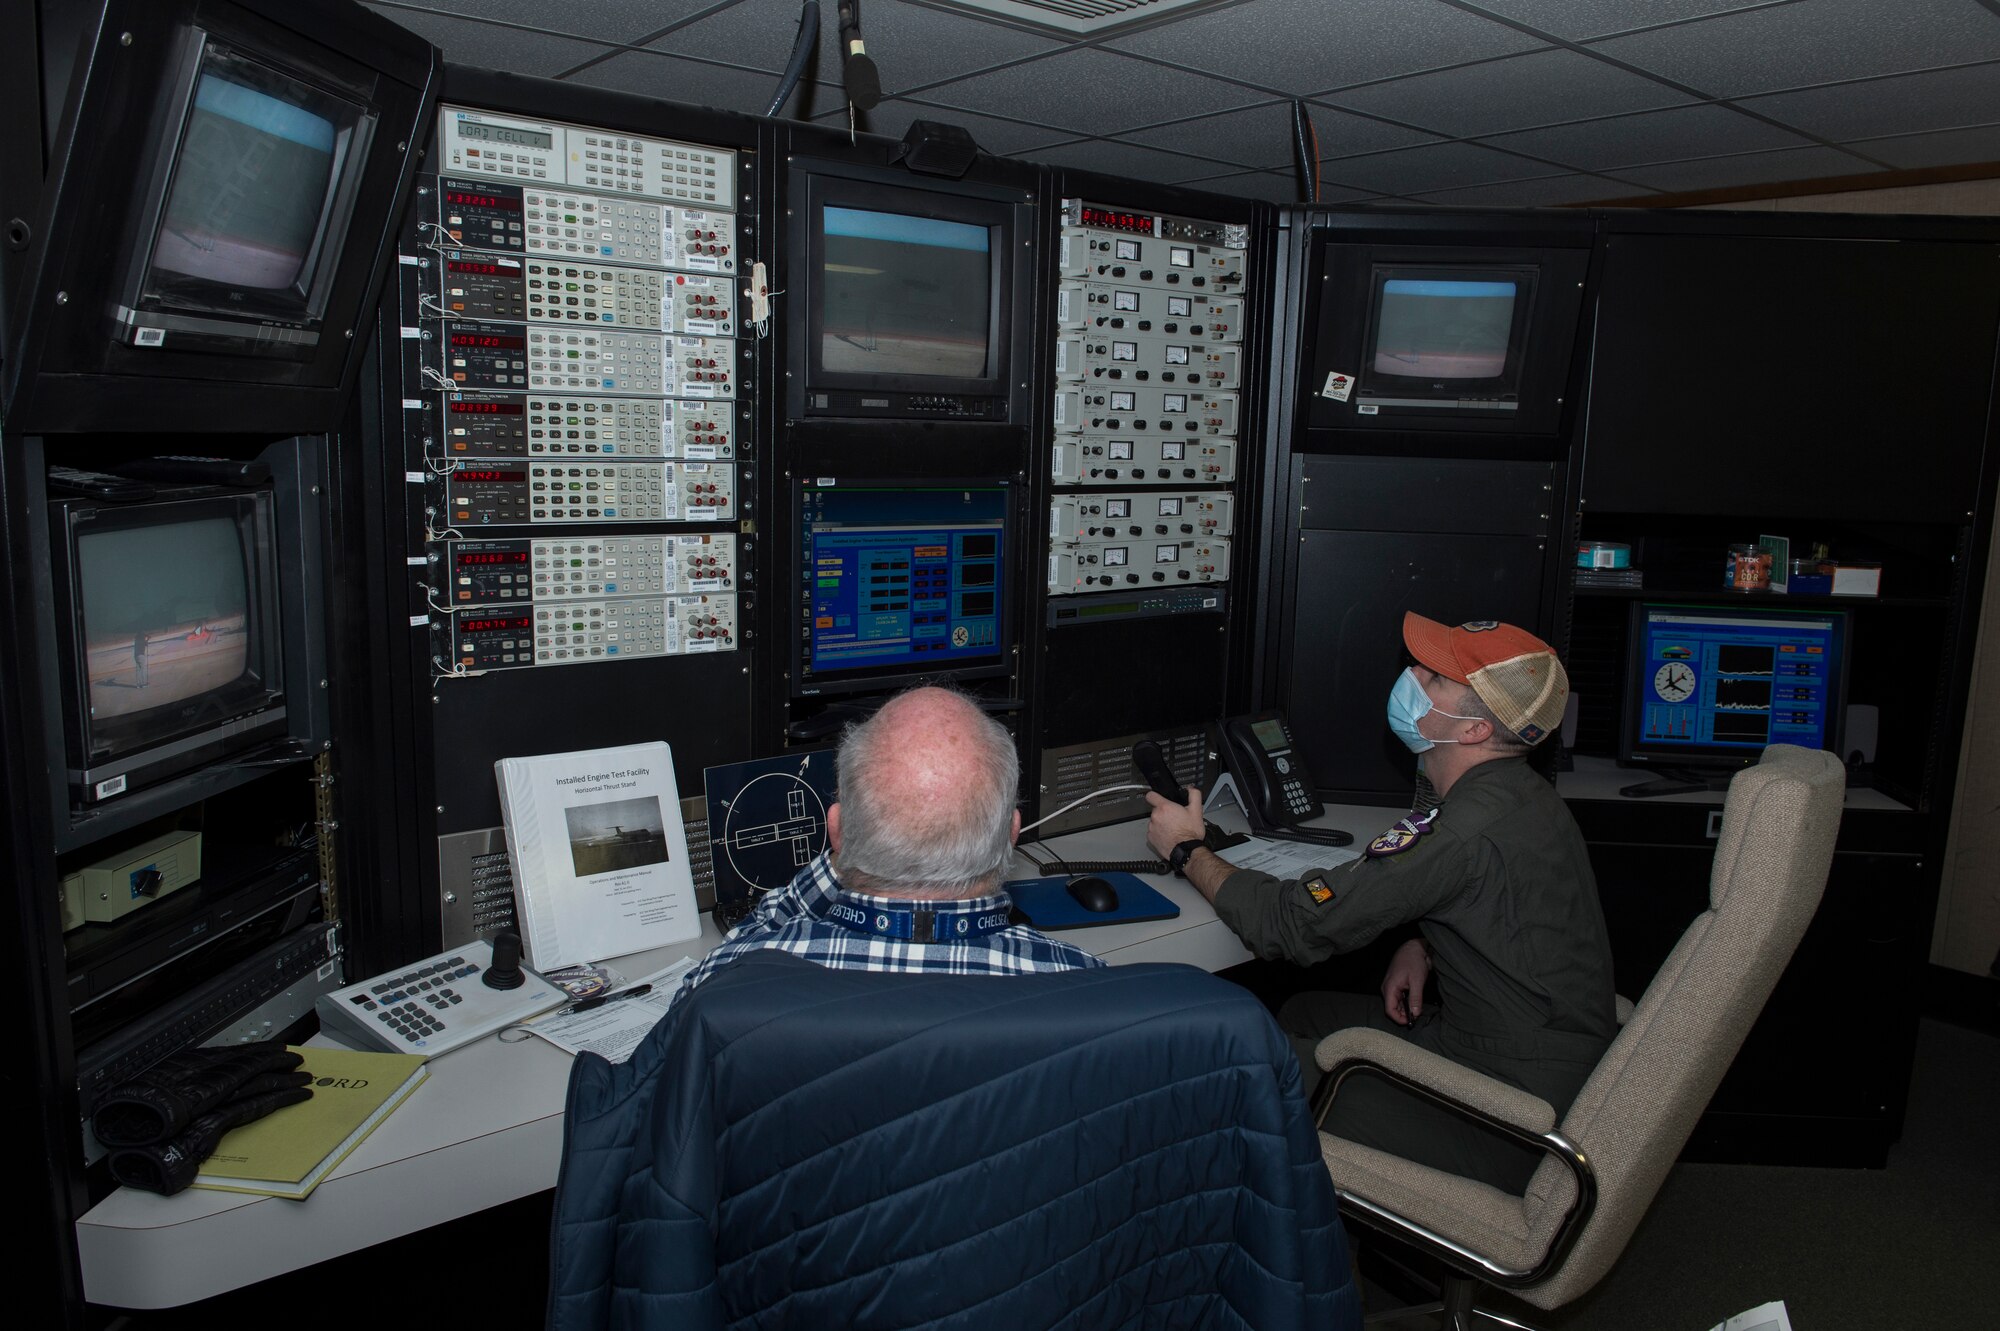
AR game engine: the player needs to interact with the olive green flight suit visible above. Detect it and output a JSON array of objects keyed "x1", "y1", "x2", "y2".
[{"x1": 1213, "y1": 757, "x2": 1616, "y2": 1193}]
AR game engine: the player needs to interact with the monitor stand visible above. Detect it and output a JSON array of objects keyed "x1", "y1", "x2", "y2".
[{"x1": 1618, "y1": 768, "x2": 1733, "y2": 799}]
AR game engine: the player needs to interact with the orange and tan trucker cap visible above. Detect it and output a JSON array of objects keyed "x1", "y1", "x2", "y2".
[{"x1": 1402, "y1": 612, "x2": 1568, "y2": 746}]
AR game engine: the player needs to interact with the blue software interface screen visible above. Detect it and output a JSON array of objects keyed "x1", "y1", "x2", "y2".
[
  {"x1": 801, "y1": 486, "x2": 1005, "y2": 676},
  {"x1": 1632, "y1": 606, "x2": 1845, "y2": 757}
]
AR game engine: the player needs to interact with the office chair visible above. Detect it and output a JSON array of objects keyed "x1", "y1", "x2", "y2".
[
  {"x1": 548, "y1": 952, "x2": 1363, "y2": 1330},
  {"x1": 1307, "y1": 743, "x2": 1846, "y2": 1330}
]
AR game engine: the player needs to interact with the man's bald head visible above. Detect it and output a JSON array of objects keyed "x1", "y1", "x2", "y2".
[{"x1": 832, "y1": 687, "x2": 1019, "y2": 898}]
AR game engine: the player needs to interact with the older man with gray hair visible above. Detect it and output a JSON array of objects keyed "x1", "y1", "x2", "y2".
[{"x1": 670, "y1": 687, "x2": 1101, "y2": 1006}]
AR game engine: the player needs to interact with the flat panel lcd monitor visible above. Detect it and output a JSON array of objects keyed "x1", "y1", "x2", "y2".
[
  {"x1": 795, "y1": 483, "x2": 1009, "y2": 696},
  {"x1": 820, "y1": 207, "x2": 993, "y2": 380},
  {"x1": 1622, "y1": 603, "x2": 1849, "y2": 774}
]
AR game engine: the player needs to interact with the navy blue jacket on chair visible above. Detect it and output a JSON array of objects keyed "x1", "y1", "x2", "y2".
[{"x1": 547, "y1": 950, "x2": 1360, "y2": 1330}]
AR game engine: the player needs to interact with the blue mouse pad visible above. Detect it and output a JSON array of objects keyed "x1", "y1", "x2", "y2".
[{"x1": 1005, "y1": 872, "x2": 1180, "y2": 931}]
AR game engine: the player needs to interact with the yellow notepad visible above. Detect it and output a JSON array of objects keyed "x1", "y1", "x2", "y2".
[{"x1": 193, "y1": 1046, "x2": 428, "y2": 1200}]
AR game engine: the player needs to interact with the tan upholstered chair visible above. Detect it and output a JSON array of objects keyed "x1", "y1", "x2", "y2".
[{"x1": 1309, "y1": 743, "x2": 1847, "y2": 1329}]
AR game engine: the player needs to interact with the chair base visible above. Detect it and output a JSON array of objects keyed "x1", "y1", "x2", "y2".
[
  {"x1": 1363, "y1": 1276, "x2": 1550, "y2": 1331},
  {"x1": 1364, "y1": 1303, "x2": 1549, "y2": 1331}
]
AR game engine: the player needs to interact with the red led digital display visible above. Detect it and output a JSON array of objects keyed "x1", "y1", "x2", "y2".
[
  {"x1": 458, "y1": 551, "x2": 529, "y2": 565},
  {"x1": 460, "y1": 616, "x2": 532, "y2": 633},
  {"x1": 449, "y1": 400, "x2": 525, "y2": 415},
  {"x1": 1078, "y1": 207, "x2": 1156, "y2": 236},
  {"x1": 449, "y1": 332, "x2": 525, "y2": 349},
  {"x1": 448, "y1": 260, "x2": 511, "y2": 276},
  {"x1": 447, "y1": 190, "x2": 521, "y2": 211},
  {"x1": 453, "y1": 468, "x2": 523, "y2": 482}
]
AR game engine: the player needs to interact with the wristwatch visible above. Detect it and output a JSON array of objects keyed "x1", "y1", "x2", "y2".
[{"x1": 1168, "y1": 838, "x2": 1207, "y2": 876}]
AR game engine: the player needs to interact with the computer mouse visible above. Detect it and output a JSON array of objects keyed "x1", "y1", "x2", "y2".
[{"x1": 1066, "y1": 875, "x2": 1120, "y2": 913}]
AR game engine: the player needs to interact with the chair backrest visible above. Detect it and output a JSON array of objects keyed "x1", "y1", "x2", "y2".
[
  {"x1": 1517, "y1": 743, "x2": 1845, "y2": 1310},
  {"x1": 548, "y1": 952, "x2": 1362, "y2": 1331}
]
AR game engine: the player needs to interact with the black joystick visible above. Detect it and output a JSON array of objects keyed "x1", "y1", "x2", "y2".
[{"x1": 484, "y1": 931, "x2": 526, "y2": 990}]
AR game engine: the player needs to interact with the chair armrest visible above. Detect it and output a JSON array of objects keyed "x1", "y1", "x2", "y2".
[
  {"x1": 1311, "y1": 1027, "x2": 1556, "y2": 1135},
  {"x1": 1309, "y1": 1027, "x2": 1598, "y2": 1288}
]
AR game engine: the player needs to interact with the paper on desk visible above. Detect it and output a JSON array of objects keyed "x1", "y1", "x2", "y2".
[
  {"x1": 1217, "y1": 836, "x2": 1360, "y2": 879},
  {"x1": 1708, "y1": 1301, "x2": 1792, "y2": 1331},
  {"x1": 521, "y1": 956, "x2": 698, "y2": 1063}
]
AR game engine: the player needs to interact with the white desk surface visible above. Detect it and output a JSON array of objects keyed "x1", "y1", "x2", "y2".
[
  {"x1": 77, "y1": 802, "x2": 1386, "y2": 1309},
  {"x1": 1558, "y1": 753, "x2": 1909, "y2": 812}
]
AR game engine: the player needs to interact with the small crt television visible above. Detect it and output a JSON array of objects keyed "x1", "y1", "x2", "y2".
[
  {"x1": 50, "y1": 488, "x2": 291, "y2": 806},
  {"x1": 1304, "y1": 237, "x2": 1590, "y2": 437},
  {"x1": 787, "y1": 161, "x2": 1029, "y2": 424},
  {"x1": 3, "y1": 0, "x2": 437, "y2": 433},
  {"x1": 1359, "y1": 266, "x2": 1538, "y2": 411},
  {"x1": 116, "y1": 37, "x2": 376, "y2": 357}
]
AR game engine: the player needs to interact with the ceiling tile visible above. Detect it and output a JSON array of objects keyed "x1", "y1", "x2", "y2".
[
  {"x1": 653, "y1": 0, "x2": 1064, "y2": 93},
  {"x1": 365, "y1": 0, "x2": 712, "y2": 48},
  {"x1": 1107, "y1": 0, "x2": 1546, "y2": 95},
  {"x1": 1736, "y1": 62, "x2": 2000, "y2": 143},
  {"x1": 1463, "y1": 0, "x2": 1789, "y2": 42},
  {"x1": 810, "y1": 102, "x2": 1078, "y2": 157},
  {"x1": 1178, "y1": 167, "x2": 1379, "y2": 205},
  {"x1": 363, "y1": 7, "x2": 613, "y2": 77},
  {"x1": 567, "y1": 49, "x2": 846, "y2": 119},
  {"x1": 918, "y1": 47, "x2": 1266, "y2": 135},
  {"x1": 1609, "y1": 144, "x2": 1884, "y2": 194},
  {"x1": 1477, "y1": 103, "x2": 1812, "y2": 171},
  {"x1": 1317, "y1": 140, "x2": 1562, "y2": 196},
  {"x1": 1407, "y1": 171, "x2": 1643, "y2": 207},
  {"x1": 1326, "y1": 47, "x2": 1693, "y2": 137},
  {"x1": 1028, "y1": 138, "x2": 1226, "y2": 184},
  {"x1": 1850, "y1": 122, "x2": 2000, "y2": 171},
  {"x1": 1586, "y1": 0, "x2": 2000, "y2": 98},
  {"x1": 1121, "y1": 102, "x2": 1437, "y2": 173}
]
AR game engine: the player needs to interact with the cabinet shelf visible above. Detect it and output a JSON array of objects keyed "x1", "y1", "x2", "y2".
[{"x1": 1570, "y1": 585, "x2": 1949, "y2": 610}]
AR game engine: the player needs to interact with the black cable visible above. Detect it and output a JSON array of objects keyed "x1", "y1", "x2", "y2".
[
  {"x1": 1291, "y1": 100, "x2": 1318, "y2": 205},
  {"x1": 763, "y1": 0, "x2": 821, "y2": 118}
]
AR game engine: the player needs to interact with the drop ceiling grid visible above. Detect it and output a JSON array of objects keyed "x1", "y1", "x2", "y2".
[{"x1": 366, "y1": 0, "x2": 2000, "y2": 203}]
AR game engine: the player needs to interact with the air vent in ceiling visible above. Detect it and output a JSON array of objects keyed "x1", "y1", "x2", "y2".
[{"x1": 923, "y1": 0, "x2": 1236, "y2": 39}]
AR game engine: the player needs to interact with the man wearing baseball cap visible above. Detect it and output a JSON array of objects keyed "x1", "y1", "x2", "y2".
[{"x1": 1145, "y1": 612, "x2": 1615, "y2": 1193}]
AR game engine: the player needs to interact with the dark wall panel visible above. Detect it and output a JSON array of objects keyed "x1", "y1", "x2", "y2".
[{"x1": 1585, "y1": 232, "x2": 2000, "y2": 522}]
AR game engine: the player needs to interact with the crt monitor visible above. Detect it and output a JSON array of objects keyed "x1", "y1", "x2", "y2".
[
  {"x1": 787, "y1": 162, "x2": 1025, "y2": 423},
  {"x1": 1620, "y1": 602, "x2": 1850, "y2": 784},
  {"x1": 1303, "y1": 239, "x2": 1590, "y2": 437},
  {"x1": 793, "y1": 481, "x2": 1011, "y2": 697},
  {"x1": 49, "y1": 488, "x2": 292, "y2": 806},
  {"x1": 126, "y1": 40, "x2": 373, "y2": 348},
  {"x1": 1357, "y1": 265, "x2": 1538, "y2": 410},
  {"x1": 2, "y1": 0, "x2": 437, "y2": 433}
]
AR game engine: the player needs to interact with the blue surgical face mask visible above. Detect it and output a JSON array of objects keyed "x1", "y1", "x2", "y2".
[{"x1": 1387, "y1": 668, "x2": 1476, "y2": 754}]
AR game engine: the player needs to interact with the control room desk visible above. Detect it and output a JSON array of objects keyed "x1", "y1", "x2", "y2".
[{"x1": 73, "y1": 803, "x2": 1376, "y2": 1309}]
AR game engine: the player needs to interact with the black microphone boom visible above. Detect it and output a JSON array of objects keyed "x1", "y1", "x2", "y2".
[{"x1": 837, "y1": 0, "x2": 882, "y2": 111}]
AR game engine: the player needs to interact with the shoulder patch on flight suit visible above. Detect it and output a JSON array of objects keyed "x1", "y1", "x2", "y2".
[
  {"x1": 1364, "y1": 807, "x2": 1439, "y2": 859},
  {"x1": 1301, "y1": 871, "x2": 1336, "y2": 908}
]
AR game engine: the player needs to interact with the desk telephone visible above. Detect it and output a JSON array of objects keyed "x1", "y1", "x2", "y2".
[{"x1": 1135, "y1": 711, "x2": 1351, "y2": 847}]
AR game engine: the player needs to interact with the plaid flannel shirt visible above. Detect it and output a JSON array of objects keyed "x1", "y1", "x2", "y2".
[{"x1": 671, "y1": 850, "x2": 1103, "y2": 1008}]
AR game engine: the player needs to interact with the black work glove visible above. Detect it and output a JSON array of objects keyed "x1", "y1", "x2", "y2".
[
  {"x1": 106, "y1": 1080, "x2": 315, "y2": 1196},
  {"x1": 93, "y1": 1039, "x2": 308, "y2": 1147}
]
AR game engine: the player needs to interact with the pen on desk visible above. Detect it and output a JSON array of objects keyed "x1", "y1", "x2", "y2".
[{"x1": 563, "y1": 983, "x2": 653, "y2": 1015}]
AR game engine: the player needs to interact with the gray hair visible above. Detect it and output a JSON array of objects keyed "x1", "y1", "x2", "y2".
[
  {"x1": 1457, "y1": 685, "x2": 1535, "y2": 754},
  {"x1": 835, "y1": 687, "x2": 1019, "y2": 897}
]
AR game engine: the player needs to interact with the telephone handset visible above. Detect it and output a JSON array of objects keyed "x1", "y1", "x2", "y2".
[{"x1": 1221, "y1": 712, "x2": 1351, "y2": 847}]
